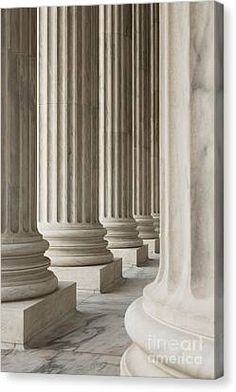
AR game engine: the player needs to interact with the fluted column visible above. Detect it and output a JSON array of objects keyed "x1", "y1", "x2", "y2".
[
  {"x1": 150, "y1": 4, "x2": 160, "y2": 239},
  {"x1": 38, "y1": 7, "x2": 113, "y2": 266},
  {"x1": 99, "y1": 5, "x2": 142, "y2": 250},
  {"x1": 132, "y1": 4, "x2": 158, "y2": 240},
  {"x1": 1, "y1": 8, "x2": 58, "y2": 302},
  {"x1": 121, "y1": 2, "x2": 223, "y2": 379}
]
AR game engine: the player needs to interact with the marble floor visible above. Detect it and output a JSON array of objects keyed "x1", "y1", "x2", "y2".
[{"x1": 1, "y1": 254, "x2": 159, "y2": 376}]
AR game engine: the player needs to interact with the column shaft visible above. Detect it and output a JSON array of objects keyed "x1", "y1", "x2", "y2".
[
  {"x1": 1, "y1": 8, "x2": 58, "y2": 301},
  {"x1": 121, "y1": 2, "x2": 223, "y2": 379},
  {"x1": 38, "y1": 7, "x2": 113, "y2": 266},
  {"x1": 99, "y1": 5, "x2": 142, "y2": 249},
  {"x1": 132, "y1": 4, "x2": 158, "y2": 239}
]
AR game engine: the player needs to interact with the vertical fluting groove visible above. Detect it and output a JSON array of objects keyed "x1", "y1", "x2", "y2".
[
  {"x1": 110, "y1": 7, "x2": 114, "y2": 219},
  {"x1": 132, "y1": 4, "x2": 157, "y2": 239},
  {"x1": 106, "y1": 6, "x2": 112, "y2": 218},
  {"x1": 113, "y1": 6, "x2": 118, "y2": 218},
  {"x1": 25, "y1": 9, "x2": 30, "y2": 232},
  {"x1": 57, "y1": 7, "x2": 61, "y2": 222},
  {"x1": 95, "y1": 6, "x2": 99, "y2": 222},
  {"x1": 99, "y1": 5, "x2": 105, "y2": 219},
  {"x1": 120, "y1": 5, "x2": 124, "y2": 218},
  {"x1": 29, "y1": 8, "x2": 33, "y2": 232},
  {"x1": 67, "y1": 6, "x2": 74, "y2": 223},
  {"x1": 10, "y1": 11, "x2": 19, "y2": 233},
  {"x1": 76, "y1": 6, "x2": 82, "y2": 223},
  {"x1": 89, "y1": 7, "x2": 93, "y2": 223},
  {"x1": 62, "y1": 7, "x2": 68, "y2": 223},
  {"x1": 133, "y1": 5, "x2": 139, "y2": 216},
  {"x1": 30, "y1": 8, "x2": 37, "y2": 233},
  {"x1": 80, "y1": 7, "x2": 86, "y2": 223},
  {"x1": 59, "y1": 7, "x2": 64, "y2": 222},
  {"x1": 18, "y1": 9, "x2": 24, "y2": 233},
  {"x1": 118, "y1": 5, "x2": 122, "y2": 218},
  {"x1": 141, "y1": 5, "x2": 144, "y2": 215},
  {"x1": 38, "y1": 7, "x2": 47, "y2": 224},
  {"x1": 126, "y1": 4, "x2": 131, "y2": 219},
  {"x1": 150, "y1": 4, "x2": 159, "y2": 221},
  {"x1": 81, "y1": 7, "x2": 86, "y2": 223},
  {"x1": 2, "y1": 9, "x2": 9, "y2": 234},
  {"x1": 71, "y1": 6, "x2": 77, "y2": 223},
  {"x1": 48, "y1": 7, "x2": 58, "y2": 223}
]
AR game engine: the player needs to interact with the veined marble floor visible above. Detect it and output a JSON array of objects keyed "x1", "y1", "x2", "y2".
[{"x1": 1, "y1": 255, "x2": 159, "y2": 376}]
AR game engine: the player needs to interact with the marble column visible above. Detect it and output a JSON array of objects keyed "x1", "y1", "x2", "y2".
[
  {"x1": 38, "y1": 7, "x2": 121, "y2": 292},
  {"x1": 150, "y1": 4, "x2": 160, "y2": 249},
  {"x1": 99, "y1": 5, "x2": 148, "y2": 266},
  {"x1": 132, "y1": 4, "x2": 159, "y2": 257},
  {"x1": 1, "y1": 8, "x2": 75, "y2": 348},
  {"x1": 121, "y1": 1, "x2": 223, "y2": 379}
]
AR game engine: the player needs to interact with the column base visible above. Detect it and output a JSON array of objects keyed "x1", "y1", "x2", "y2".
[
  {"x1": 1, "y1": 281, "x2": 76, "y2": 349},
  {"x1": 121, "y1": 296, "x2": 222, "y2": 379},
  {"x1": 111, "y1": 245, "x2": 148, "y2": 267},
  {"x1": 143, "y1": 239, "x2": 159, "y2": 258},
  {"x1": 120, "y1": 344, "x2": 179, "y2": 378},
  {"x1": 51, "y1": 258, "x2": 123, "y2": 293}
]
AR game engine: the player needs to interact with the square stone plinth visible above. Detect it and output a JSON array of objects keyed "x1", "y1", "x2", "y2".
[
  {"x1": 111, "y1": 245, "x2": 148, "y2": 267},
  {"x1": 143, "y1": 238, "x2": 159, "y2": 259},
  {"x1": 51, "y1": 258, "x2": 123, "y2": 294},
  {"x1": 1, "y1": 281, "x2": 76, "y2": 349}
]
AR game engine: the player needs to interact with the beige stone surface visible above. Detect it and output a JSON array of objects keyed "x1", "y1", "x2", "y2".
[
  {"x1": 51, "y1": 259, "x2": 123, "y2": 293},
  {"x1": 111, "y1": 245, "x2": 148, "y2": 267},
  {"x1": 121, "y1": 1, "x2": 223, "y2": 379},
  {"x1": 1, "y1": 282, "x2": 76, "y2": 349},
  {"x1": 143, "y1": 239, "x2": 159, "y2": 259}
]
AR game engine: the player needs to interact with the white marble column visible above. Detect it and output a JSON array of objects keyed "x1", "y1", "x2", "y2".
[
  {"x1": 1, "y1": 9, "x2": 76, "y2": 348},
  {"x1": 99, "y1": 5, "x2": 148, "y2": 266},
  {"x1": 1, "y1": 8, "x2": 58, "y2": 302},
  {"x1": 121, "y1": 2, "x2": 223, "y2": 379},
  {"x1": 38, "y1": 7, "x2": 121, "y2": 292},
  {"x1": 132, "y1": 4, "x2": 159, "y2": 257},
  {"x1": 150, "y1": 4, "x2": 160, "y2": 246}
]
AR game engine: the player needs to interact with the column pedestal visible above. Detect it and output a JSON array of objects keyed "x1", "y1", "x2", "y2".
[
  {"x1": 111, "y1": 245, "x2": 148, "y2": 267},
  {"x1": 1, "y1": 282, "x2": 76, "y2": 350},
  {"x1": 51, "y1": 258, "x2": 122, "y2": 293},
  {"x1": 143, "y1": 239, "x2": 159, "y2": 259}
]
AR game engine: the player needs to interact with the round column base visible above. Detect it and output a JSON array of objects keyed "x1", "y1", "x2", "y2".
[
  {"x1": 1, "y1": 235, "x2": 58, "y2": 302},
  {"x1": 101, "y1": 218, "x2": 143, "y2": 249},
  {"x1": 39, "y1": 223, "x2": 114, "y2": 266},
  {"x1": 122, "y1": 296, "x2": 220, "y2": 379},
  {"x1": 134, "y1": 215, "x2": 158, "y2": 239},
  {"x1": 120, "y1": 344, "x2": 184, "y2": 378},
  {"x1": 152, "y1": 213, "x2": 160, "y2": 235}
]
